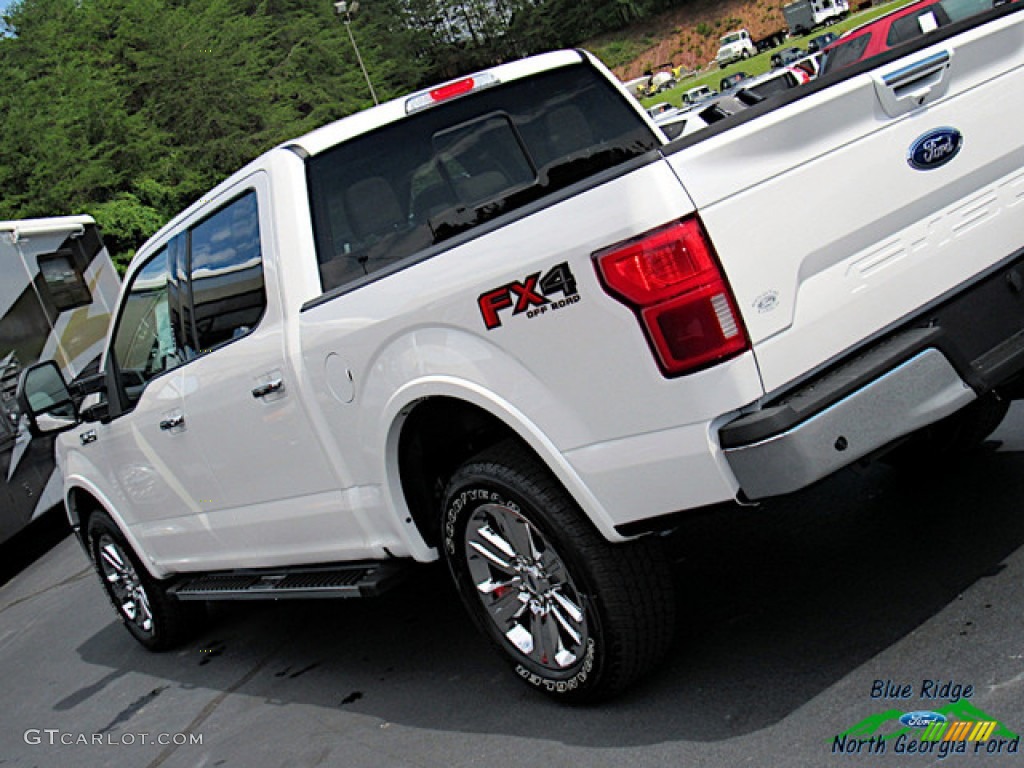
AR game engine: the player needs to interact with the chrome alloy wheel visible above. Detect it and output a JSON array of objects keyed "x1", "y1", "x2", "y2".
[
  {"x1": 464, "y1": 503, "x2": 589, "y2": 672},
  {"x1": 97, "y1": 534, "x2": 154, "y2": 635}
]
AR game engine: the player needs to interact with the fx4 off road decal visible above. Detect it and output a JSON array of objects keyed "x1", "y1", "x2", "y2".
[{"x1": 478, "y1": 262, "x2": 580, "y2": 330}]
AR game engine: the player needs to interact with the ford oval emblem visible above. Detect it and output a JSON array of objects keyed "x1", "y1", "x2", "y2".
[
  {"x1": 899, "y1": 711, "x2": 948, "y2": 728},
  {"x1": 908, "y1": 128, "x2": 963, "y2": 170}
]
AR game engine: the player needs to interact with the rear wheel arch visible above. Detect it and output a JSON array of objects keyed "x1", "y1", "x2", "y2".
[
  {"x1": 390, "y1": 390, "x2": 627, "y2": 549},
  {"x1": 396, "y1": 397, "x2": 525, "y2": 550}
]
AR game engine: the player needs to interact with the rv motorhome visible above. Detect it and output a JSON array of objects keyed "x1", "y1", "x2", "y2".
[
  {"x1": 783, "y1": 0, "x2": 850, "y2": 36},
  {"x1": 1, "y1": 216, "x2": 119, "y2": 545}
]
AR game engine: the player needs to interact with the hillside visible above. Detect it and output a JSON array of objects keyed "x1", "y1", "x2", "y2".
[{"x1": 585, "y1": 0, "x2": 790, "y2": 80}]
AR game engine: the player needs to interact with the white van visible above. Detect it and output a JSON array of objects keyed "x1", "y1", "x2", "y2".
[{"x1": 1, "y1": 216, "x2": 119, "y2": 544}]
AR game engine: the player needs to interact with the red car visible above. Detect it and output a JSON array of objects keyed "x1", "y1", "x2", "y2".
[
  {"x1": 822, "y1": 0, "x2": 1018, "y2": 74},
  {"x1": 821, "y1": 0, "x2": 951, "y2": 74}
]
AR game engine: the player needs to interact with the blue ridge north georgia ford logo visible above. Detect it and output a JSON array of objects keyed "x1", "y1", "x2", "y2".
[{"x1": 908, "y1": 127, "x2": 963, "y2": 170}]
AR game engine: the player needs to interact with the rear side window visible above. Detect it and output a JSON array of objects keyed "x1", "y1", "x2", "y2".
[
  {"x1": 308, "y1": 62, "x2": 658, "y2": 294},
  {"x1": 822, "y1": 33, "x2": 872, "y2": 74},
  {"x1": 188, "y1": 191, "x2": 266, "y2": 353},
  {"x1": 887, "y1": 6, "x2": 951, "y2": 46}
]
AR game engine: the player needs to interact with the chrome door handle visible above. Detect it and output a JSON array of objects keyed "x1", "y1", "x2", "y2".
[
  {"x1": 251, "y1": 378, "x2": 284, "y2": 399},
  {"x1": 159, "y1": 414, "x2": 185, "y2": 431}
]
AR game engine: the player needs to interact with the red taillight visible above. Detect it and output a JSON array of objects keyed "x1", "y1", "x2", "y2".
[{"x1": 594, "y1": 219, "x2": 749, "y2": 376}]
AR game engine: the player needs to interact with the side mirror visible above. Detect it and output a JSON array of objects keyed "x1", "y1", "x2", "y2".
[{"x1": 15, "y1": 361, "x2": 79, "y2": 436}]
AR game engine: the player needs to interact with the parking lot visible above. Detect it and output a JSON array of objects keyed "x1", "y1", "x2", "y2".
[{"x1": 1, "y1": 407, "x2": 1023, "y2": 768}]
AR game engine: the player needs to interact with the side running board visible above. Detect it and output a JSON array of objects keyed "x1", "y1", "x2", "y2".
[{"x1": 168, "y1": 561, "x2": 412, "y2": 601}]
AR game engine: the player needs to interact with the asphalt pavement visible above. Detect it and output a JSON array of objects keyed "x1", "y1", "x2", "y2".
[{"x1": 1, "y1": 407, "x2": 1023, "y2": 768}]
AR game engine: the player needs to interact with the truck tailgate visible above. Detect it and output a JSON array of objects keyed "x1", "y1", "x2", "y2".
[{"x1": 667, "y1": 11, "x2": 1024, "y2": 394}]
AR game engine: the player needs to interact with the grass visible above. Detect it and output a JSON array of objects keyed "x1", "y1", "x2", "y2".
[
  {"x1": 633, "y1": 1, "x2": 910, "y2": 108},
  {"x1": 593, "y1": 39, "x2": 650, "y2": 70}
]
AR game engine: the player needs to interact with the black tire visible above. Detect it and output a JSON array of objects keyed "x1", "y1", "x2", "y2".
[
  {"x1": 441, "y1": 442, "x2": 676, "y2": 703},
  {"x1": 886, "y1": 394, "x2": 1010, "y2": 469},
  {"x1": 87, "y1": 511, "x2": 201, "y2": 651}
]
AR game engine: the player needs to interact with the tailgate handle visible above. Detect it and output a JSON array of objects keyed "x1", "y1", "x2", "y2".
[{"x1": 874, "y1": 50, "x2": 953, "y2": 117}]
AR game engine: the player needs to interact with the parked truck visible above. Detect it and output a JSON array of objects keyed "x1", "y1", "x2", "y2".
[
  {"x1": 1, "y1": 216, "x2": 119, "y2": 545},
  {"x1": 715, "y1": 26, "x2": 789, "y2": 67},
  {"x1": 18, "y1": 3, "x2": 1024, "y2": 703},
  {"x1": 783, "y1": 0, "x2": 850, "y2": 36}
]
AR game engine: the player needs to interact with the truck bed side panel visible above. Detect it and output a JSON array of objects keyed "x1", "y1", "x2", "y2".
[{"x1": 298, "y1": 161, "x2": 763, "y2": 539}]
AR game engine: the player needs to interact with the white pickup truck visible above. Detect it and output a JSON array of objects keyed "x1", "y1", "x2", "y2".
[
  {"x1": 18, "y1": 3, "x2": 1024, "y2": 702},
  {"x1": 716, "y1": 29, "x2": 760, "y2": 68},
  {"x1": 715, "y1": 26, "x2": 790, "y2": 68}
]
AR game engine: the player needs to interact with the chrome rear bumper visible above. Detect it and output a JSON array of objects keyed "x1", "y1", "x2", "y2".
[{"x1": 723, "y1": 349, "x2": 975, "y2": 499}]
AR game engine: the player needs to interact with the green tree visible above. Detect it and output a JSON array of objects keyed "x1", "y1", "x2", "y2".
[{"x1": 0, "y1": 0, "x2": 694, "y2": 263}]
